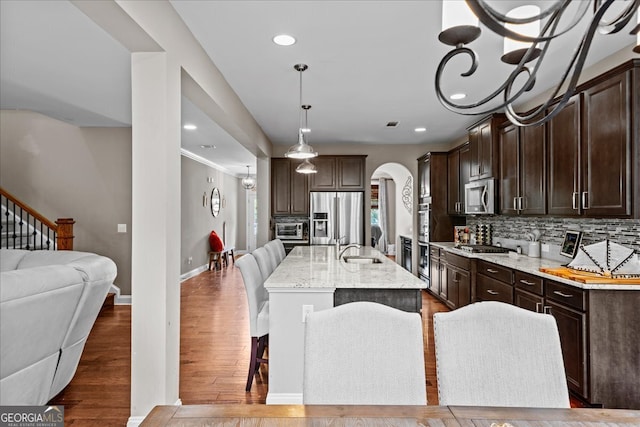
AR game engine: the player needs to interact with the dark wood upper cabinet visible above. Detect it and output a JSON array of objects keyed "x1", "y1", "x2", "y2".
[
  {"x1": 447, "y1": 143, "x2": 470, "y2": 215},
  {"x1": 499, "y1": 123, "x2": 519, "y2": 215},
  {"x1": 547, "y1": 63, "x2": 637, "y2": 218},
  {"x1": 309, "y1": 156, "x2": 366, "y2": 191},
  {"x1": 499, "y1": 121, "x2": 546, "y2": 215},
  {"x1": 337, "y1": 157, "x2": 366, "y2": 190},
  {"x1": 271, "y1": 158, "x2": 309, "y2": 215},
  {"x1": 468, "y1": 115, "x2": 503, "y2": 181},
  {"x1": 547, "y1": 96, "x2": 581, "y2": 216},
  {"x1": 419, "y1": 155, "x2": 431, "y2": 200},
  {"x1": 309, "y1": 157, "x2": 336, "y2": 190},
  {"x1": 582, "y1": 71, "x2": 632, "y2": 217},
  {"x1": 418, "y1": 152, "x2": 452, "y2": 241}
]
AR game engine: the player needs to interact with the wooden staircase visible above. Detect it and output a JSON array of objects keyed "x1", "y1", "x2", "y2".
[{"x1": 0, "y1": 186, "x2": 74, "y2": 250}]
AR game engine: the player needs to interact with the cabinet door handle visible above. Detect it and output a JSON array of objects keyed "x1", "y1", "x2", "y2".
[
  {"x1": 544, "y1": 306, "x2": 552, "y2": 314},
  {"x1": 572, "y1": 192, "x2": 579, "y2": 210},
  {"x1": 582, "y1": 191, "x2": 590, "y2": 209},
  {"x1": 553, "y1": 290, "x2": 573, "y2": 298},
  {"x1": 519, "y1": 197, "x2": 524, "y2": 211},
  {"x1": 486, "y1": 268, "x2": 499, "y2": 274},
  {"x1": 487, "y1": 290, "x2": 499, "y2": 295},
  {"x1": 519, "y1": 279, "x2": 535, "y2": 286},
  {"x1": 513, "y1": 197, "x2": 518, "y2": 211},
  {"x1": 535, "y1": 302, "x2": 542, "y2": 313}
]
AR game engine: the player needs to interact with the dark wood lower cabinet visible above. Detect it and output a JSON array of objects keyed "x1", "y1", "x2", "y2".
[
  {"x1": 514, "y1": 288, "x2": 544, "y2": 313},
  {"x1": 546, "y1": 299, "x2": 588, "y2": 399},
  {"x1": 432, "y1": 247, "x2": 640, "y2": 408}
]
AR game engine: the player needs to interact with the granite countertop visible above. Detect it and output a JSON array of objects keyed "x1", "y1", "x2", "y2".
[
  {"x1": 430, "y1": 242, "x2": 640, "y2": 290},
  {"x1": 264, "y1": 245, "x2": 426, "y2": 290}
]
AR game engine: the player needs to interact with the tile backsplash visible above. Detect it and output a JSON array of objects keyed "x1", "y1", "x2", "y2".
[{"x1": 467, "y1": 216, "x2": 640, "y2": 253}]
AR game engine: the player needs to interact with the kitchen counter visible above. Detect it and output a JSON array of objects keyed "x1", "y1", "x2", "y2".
[
  {"x1": 265, "y1": 245, "x2": 425, "y2": 290},
  {"x1": 264, "y1": 245, "x2": 424, "y2": 405},
  {"x1": 429, "y1": 242, "x2": 640, "y2": 289}
]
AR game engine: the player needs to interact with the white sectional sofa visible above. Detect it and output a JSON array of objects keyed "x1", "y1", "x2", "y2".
[{"x1": 0, "y1": 249, "x2": 117, "y2": 405}]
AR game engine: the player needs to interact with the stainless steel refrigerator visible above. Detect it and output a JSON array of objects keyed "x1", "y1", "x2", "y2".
[{"x1": 310, "y1": 192, "x2": 364, "y2": 245}]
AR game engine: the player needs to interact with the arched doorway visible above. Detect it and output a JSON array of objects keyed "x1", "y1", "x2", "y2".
[{"x1": 370, "y1": 162, "x2": 413, "y2": 259}]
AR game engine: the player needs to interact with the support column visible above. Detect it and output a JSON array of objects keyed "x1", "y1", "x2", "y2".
[{"x1": 130, "y1": 52, "x2": 181, "y2": 423}]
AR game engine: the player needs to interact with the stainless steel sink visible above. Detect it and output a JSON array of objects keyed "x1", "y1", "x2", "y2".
[{"x1": 343, "y1": 255, "x2": 383, "y2": 264}]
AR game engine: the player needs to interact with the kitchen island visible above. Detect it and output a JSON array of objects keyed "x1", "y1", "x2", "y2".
[{"x1": 264, "y1": 245, "x2": 425, "y2": 404}]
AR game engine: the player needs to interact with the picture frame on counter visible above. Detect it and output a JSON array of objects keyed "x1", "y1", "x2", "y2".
[{"x1": 560, "y1": 230, "x2": 582, "y2": 258}]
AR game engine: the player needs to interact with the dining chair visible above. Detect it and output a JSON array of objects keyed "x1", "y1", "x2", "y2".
[
  {"x1": 235, "y1": 254, "x2": 269, "y2": 391},
  {"x1": 303, "y1": 301, "x2": 426, "y2": 405},
  {"x1": 433, "y1": 301, "x2": 570, "y2": 408},
  {"x1": 264, "y1": 241, "x2": 283, "y2": 266},
  {"x1": 252, "y1": 247, "x2": 276, "y2": 281},
  {"x1": 266, "y1": 239, "x2": 286, "y2": 264}
]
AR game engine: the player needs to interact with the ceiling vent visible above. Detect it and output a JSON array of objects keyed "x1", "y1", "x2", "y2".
[{"x1": 386, "y1": 121, "x2": 399, "y2": 128}]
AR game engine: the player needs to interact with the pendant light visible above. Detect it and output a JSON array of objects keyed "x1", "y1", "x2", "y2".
[
  {"x1": 295, "y1": 104, "x2": 317, "y2": 174},
  {"x1": 285, "y1": 64, "x2": 318, "y2": 159},
  {"x1": 241, "y1": 165, "x2": 256, "y2": 190},
  {"x1": 296, "y1": 159, "x2": 318, "y2": 174}
]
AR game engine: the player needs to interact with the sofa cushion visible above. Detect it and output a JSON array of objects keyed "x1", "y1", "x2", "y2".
[
  {"x1": 1, "y1": 265, "x2": 84, "y2": 404},
  {"x1": 0, "y1": 249, "x2": 30, "y2": 272}
]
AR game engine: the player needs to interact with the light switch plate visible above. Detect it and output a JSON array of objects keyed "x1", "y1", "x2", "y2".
[{"x1": 117, "y1": 224, "x2": 127, "y2": 233}]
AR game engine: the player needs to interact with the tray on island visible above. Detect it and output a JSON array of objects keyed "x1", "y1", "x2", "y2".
[{"x1": 539, "y1": 267, "x2": 640, "y2": 284}]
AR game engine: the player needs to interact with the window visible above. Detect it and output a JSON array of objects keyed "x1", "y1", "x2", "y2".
[{"x1": 371, "y1": 184, "x2": 379, "y2": 225}]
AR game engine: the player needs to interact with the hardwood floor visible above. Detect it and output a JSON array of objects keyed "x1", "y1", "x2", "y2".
[{"x1": 50, "y1": 263, "x2": 450, "y2": 424}]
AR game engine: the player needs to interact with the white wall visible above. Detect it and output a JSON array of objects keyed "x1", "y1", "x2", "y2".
[{"x1": 0, "y1": 109, "x2": 133, "y2": 294}]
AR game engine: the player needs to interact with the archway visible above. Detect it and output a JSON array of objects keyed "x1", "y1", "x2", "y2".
[{"x1": 370, "y1": 162, "x2": 413, "y2": 259}]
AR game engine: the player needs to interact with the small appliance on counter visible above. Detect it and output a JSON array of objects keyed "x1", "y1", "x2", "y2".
[
  {"x1": 275, "y1": 222, "x2": 305, "y2": 240},
  {"x1": 457, "y1": 244, "x2": 510, "y2": 254}
]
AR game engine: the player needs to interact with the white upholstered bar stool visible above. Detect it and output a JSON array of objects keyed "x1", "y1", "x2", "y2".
[
  {"x1": 252, "y1": 247, "x2": 276, "y2": 282},
  {"x1": 235, "y1": 254, "x2": 269, "y2": 391},
  {"x1": 303, "y1": 301, "x2": 427, "y2": 405},
  {"x1": 433, "y1": 301, "x2": 570, "y2": 408},
  {"x1": 265, "y1": 239, "x2": 286, "y2": 265}
]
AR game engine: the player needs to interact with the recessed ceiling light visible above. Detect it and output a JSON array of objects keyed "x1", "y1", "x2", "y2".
[
  {"x1": 301, "y1": 128, "x2": 311, "y2": 133},
  {"x1": 273, "y1": 34, "x2": 296, "y2": 46},
  {"x1": 450, "y1": 93, "x2": 466, "y2": 100},
  {"x1": 414, "y1": 127, "x2": 427, "y2": 132},
  {"x1": 200, "y1": 145, "x2": 216, "y2": 149},
  {"x1": 183, "y1": 124, "x2": 197, "y2": 130}
]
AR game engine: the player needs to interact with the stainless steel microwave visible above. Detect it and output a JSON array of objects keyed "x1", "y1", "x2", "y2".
[
  {"x1": 275, "y1": 222, "x2": 304, "y2": 240},
  {"x1": 464, "y1": 178, "x2": 496, "y2": 215}
]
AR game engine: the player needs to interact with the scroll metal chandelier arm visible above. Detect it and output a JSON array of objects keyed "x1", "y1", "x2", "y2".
[
  {"x1": 435, "y1": 0, "x2": 639, "y2": 127},
  {"x1": 467, "y1": 0, "x2": 589, "y2": 43}
]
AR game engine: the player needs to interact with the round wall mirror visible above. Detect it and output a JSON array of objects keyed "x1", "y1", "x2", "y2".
[{"x1": 211, "y1": 187, "x2": 221, "y2": 217}]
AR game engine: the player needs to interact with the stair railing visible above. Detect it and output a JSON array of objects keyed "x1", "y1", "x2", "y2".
[{"x1": 0, "y1": 186, "x2": 74, "y2": 250}]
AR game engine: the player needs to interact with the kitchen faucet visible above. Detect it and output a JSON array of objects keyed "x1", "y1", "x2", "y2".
[{"x1": 338, "y1": 243, "x2": 361, "y2": 260}]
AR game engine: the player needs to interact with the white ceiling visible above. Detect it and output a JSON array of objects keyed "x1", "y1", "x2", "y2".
[{"x1": 1, "y1": 1, "x2": 636, "y2": 177}]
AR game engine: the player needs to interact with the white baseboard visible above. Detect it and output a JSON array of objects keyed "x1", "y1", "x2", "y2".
[
  {"x1": 111, "y1": 265, "x2": 209, "y2": 306},
  {"x1": 126, "y1": 416, "x2": 145, "y2": 427},
  {"x1": 126, "y1": 400, "x2": 181, "y2": 426},
  {"x1": 180, "y1": 264, "x2": 209, "y2": 282},
  {"x1": 108, "y1": 284, "x2": 131, "y2": 305},
  {"x1": 266, "y1": 392, "x2": 303, "y2": 405}
]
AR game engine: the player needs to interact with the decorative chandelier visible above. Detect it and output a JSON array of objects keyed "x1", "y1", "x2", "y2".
[
  {"x1": 435, "y1": 0, "x2": 639, "y2": 127},
  {"x1": 241, "y1": 165, "x2": 256, "y2": 190},
  {"x1": 285, "y1": 64, "x2": 318, "y2": 159}
]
